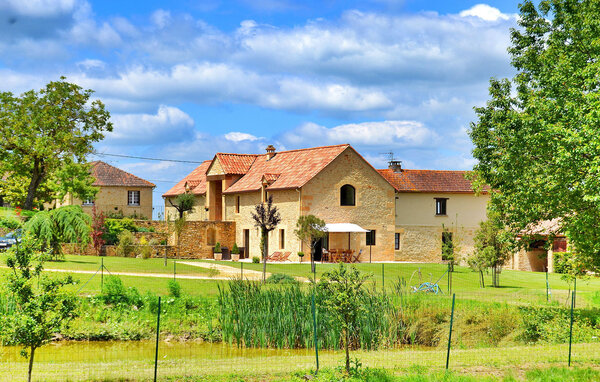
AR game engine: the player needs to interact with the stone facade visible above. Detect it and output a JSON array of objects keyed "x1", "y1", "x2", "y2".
[
  {"x1": 164, "y1": 195, "x2": 207, "y2": 221},
  {"x1": 61, "y1": 186, "x2": 154, "y2": 219},
  {"x1": 169, "y1": 220, "x2": 236, "y2": 259},
  {"x1": 394, "y1": 192, "x2": 489, "y2": 263}
]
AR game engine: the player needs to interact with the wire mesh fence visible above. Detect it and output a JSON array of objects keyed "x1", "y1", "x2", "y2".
[{"x1": 1, "y1": 259, "x2": 600, "y2": 381}]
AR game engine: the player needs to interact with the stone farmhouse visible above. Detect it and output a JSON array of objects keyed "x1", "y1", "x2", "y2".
[
  {"x1": 164, "y1": 144, "x2": 489, "y2": 264},
  {"x1": 58, "y1": 161, "x2": 155, "y2": 219}
]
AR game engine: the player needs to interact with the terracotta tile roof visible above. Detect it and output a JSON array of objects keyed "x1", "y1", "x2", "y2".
[
  {"x1": 377, "y1": 168, "x2": 481, "y2": 193},
  {"x1": 224, "y1": 144, "x2": 350, "y2": 193},
  {"x1": 262, "y1": 173, "x2": 281, "y2": 183},
  {"x1": 215, "y1": 153, "x2": 258, "y2": 175},
  {"x1": 89, "y1": 161, "x2": 155, "y2": 188},
  {"x1": 162, "y1": 160, "x2": 211, "y2": 197}
]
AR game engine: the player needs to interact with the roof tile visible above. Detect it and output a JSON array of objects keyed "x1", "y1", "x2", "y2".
[
  {"x1": 162, "y1": 160, "x2": 211, "y2": 197},
  {"x1": 377, "y1": 168, "x2": 481, "y2": 193},
  {"x1": 90, "y1": 161, "x2": 155, "y2": 188}
]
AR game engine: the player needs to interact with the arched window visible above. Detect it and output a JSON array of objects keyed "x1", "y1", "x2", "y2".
[{"x1": 340, "y1": 184, "x2": 356, "y2": 206}]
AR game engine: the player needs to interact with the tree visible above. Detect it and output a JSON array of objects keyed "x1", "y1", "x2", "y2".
[
  {"x1": 469, "y1": 0, "x2": 600, "y2": 270},
  {"x1": 24, "y1": 205, "x2": 91, "y2": 260},
  {"x1": 2, "y1": 237, "x2": 78, "y2": 382},
  {"x1": 90, "y1": 206, "x2": 106, "y2": 256},
  {"x1": 251, "y1": 195, "x2": 281, "y2": 282},
  {"x1": 0, "y1": 78, "x2": 112, "y2": 210},
  {"x1": 168, "y1": 193, "x2": 195, "y2": 219},
  {"x1": 471, "y1": 210, "x2": 514, "y2": 287},
  {"x1": 294, "y1": 215, "x2": 327, "y2": 273},
  {"x1": 317, "y1": 263, "x2": 370, "y2": 374}
]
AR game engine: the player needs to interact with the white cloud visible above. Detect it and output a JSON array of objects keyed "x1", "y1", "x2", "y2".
[
  {"x1": 459, "y1": 4, "x2": 512, "y2": 22},
  {"x1": 224, "y1": 132, "x2": 261, "y2": 142},
  {"x1": 1, "y1": 0, "x2": 79, "y2": 17},
  {"x1": 106, "y1": 105, "x2": 195, "y2": 145},
  {"x1": 281, "y1": 120, "x2": 438, "y2": 148}
]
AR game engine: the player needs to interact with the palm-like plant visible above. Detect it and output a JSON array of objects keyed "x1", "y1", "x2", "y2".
[
  {"x1": 25, "y1": 205, "x2": 91, "y2": 260},
  {"x1": 251, "y1": 195, "x2": 281, "y2": 281}
]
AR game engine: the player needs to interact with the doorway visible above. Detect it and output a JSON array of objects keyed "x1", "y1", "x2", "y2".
[
  {"x1": 311, "y1": 234, "x2": 328, "y2": 262},
  {"x1": 243, "y1": 229, "x2": 250, "y2": 259}
]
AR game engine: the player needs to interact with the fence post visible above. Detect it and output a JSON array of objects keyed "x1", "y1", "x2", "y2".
[
  {"x1": 154, "y1": 296, "x2": 162, "y2": 382},
  {"x1": 311, "y1": 292, "x2": 319, "y2": 373},
  {"x1": 173, "y1": 261, "x2": 176, "y2": 280},
  {"x1": 568, "y1": 278, "x2": 576, "y2": 366},
  {"x1": 445, "y1": 293, "x2": 456, "y2": 370},
  {"x1": 448, "y1": 262, "x2": 452, "y2": 295}
]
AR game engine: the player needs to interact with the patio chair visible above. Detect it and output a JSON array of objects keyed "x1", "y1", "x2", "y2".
[
  {"x1": 279, "y1": 252, "x2": 292, "y2": 262},
  {"x1": 267, "y1": 251, "x2": 282, "y2": 261},
  {"x1": 321, "y1": 249, "x2": 329, "y2": 263},
  {"x1": 351, "y1": 249, "x2": 362, "y2": 263}
]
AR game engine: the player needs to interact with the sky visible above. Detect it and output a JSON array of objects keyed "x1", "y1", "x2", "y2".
[{"x1": 0, "y1": 0, "x2": 521, "y2": 217}]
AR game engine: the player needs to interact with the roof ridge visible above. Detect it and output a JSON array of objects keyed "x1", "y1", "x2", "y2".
[
  {"x1": 378, "y1": 168, "x2": 470, "y2": 173},
  {"x1": 215, "y1": 144, "x2": 350, "y2": 158}
]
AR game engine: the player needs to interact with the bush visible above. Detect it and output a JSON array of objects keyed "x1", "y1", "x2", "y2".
[
  {"x1": 214, "y1": 242, "x2": 221, "y2": 253},
  {"x1": 231, "y1": 243, "x2": 240, "y2": 254},
  {"x1": 168, "y1": 279, "x2": 181, "y2": 298},
  {"x1": 116, "y1": 230, "x2": 136, "y2": 257},
  {"x1": 0, "y1": 216, "x2": 22, "y2": 230},
  {"x1": 104, "y1": 218, "x2": 138, "y2": 245},
  {"x1": 266, "y1": 273, "x2": 298, "y2": 284},
  {"x1": 101, "y1": 276, "x2": 143, "y2": 308},
  {"x1": 252, "y1": 256, "x2": 260, "y2": 264},
  {"x1": 139, "y1": 236, "x2": 151, "y2": 259}
]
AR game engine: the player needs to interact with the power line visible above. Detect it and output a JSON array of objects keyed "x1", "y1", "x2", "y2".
[{"x1": 92, "y1": 152, "x2": 205, "y2": 164}]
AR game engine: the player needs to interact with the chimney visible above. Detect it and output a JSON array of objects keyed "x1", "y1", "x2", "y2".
[
  {"x1": 266, "y1": 144, "x2": 276, "y2": 160},
  {"x1": 388, "y1": 160, "x2": 402, "y2": 172}
]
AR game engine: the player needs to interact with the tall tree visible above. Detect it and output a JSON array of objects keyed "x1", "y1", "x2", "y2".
[
  {"x1": 251, "y1": 195, "x2": 281, "y2": 281},
  {"x1": 294, "y1": 215, "x2": 327, "y2": 273},
  {"x1": 470, "y1": 0, "x2": 600, "y2": 269},
  {"x1": 0, "y1": 78, "x2": 112, "y2": 210},
  {"x1": 1, "y1": 237, "x2": 78, "y2": 382}
]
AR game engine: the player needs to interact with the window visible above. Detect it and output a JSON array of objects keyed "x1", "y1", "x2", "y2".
[
  {"x1": 395, "y1": 233, "x2": 400, "y2": 250},
  {"x1": 128, "y1": 190, "x2": 140, "y2": 206},
  {"x1": 366, "y1": 229, "x2": 376, "y2": 246},
  {"x1": 435, "y1": 198, "x2": 447, "y2": 216},
  {"x1": 236, "y1": 196, "x2": 240, "y2": 213},
  {"x1": 279, "y1": 229, "x2": 285, "y2": 249},
  {"x1": 82, "y1": 198, "x2": 94, "y2": 206},
  {"x1": 262, "y1": 187, "x2": 268, "y2": 202},
  {"x1": 442, "y1": 231, "x2": 453, "y2": 260},
  {"x1": 340, "y1": 184, "x2": 356, "y2": 206}
]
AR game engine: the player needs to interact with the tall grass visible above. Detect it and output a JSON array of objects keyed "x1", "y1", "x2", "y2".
[{"x1": 218, "y1": 279, "x2": 395, "y2": 350}]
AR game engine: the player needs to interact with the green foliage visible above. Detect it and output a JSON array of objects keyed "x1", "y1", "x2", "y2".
[
  {"x1": 0, "y1": 236, "x2": 78, "y2": 382},
  {"x1": 295, "y1": 215, "x2": 326, "y2": 263},
  {"x1": 101, "y1": 276, "x2": 143, "y2": 308},
  {"x1": 169, "y1": 193, "x2": 195, "y2": 219},
  {"x1": 116, "y1": 230, "x2": 135, "y2": 258},
  {"x1": 519, "y1": 306, "x2": 600, "y2": 344},
  {"x1": 0, "y1": 215, "x2": 22, "y2": 230},
  {"x1": 266, "y1": 273, "x2": 298, "y2": 285},
  {"x1": 318, "y1": 263, "x2": 371, "y2": 372},
  {"x1": 469, "y1": 0, "x2": 600, "y2": 270},
  {"x1": 24, "y1": 205, "x2": 91, "y2": 260},
  {"x1": 231, "y1": 243, "x2": 240, "y2": 254},
  {"x1": 103, "y1": 218, "x2": 137, "y2": 245},
  {"x1": 168, "y1": 279, "x2": 182, "y2": 298},
  {"x1": 553, "y1": 252, "x2": 587, "y2": 278},
  {"x1": 0, "y1": 78, "x2": 111, "y2": 209},
  {"x1": 214, "y1": 242, "x2": 221, "y2": 253},
  {"x1": 139, "y1": 236, "x2": 151, "y2": 259},
  {"x1": 252, "y1": 256, "x2": 260, "y2": 264},
  {"x1": 471, "y1": 210, "x2": 514, "y2": 287}
]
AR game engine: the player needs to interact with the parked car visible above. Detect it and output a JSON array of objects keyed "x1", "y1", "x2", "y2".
[{"x1": 0, "y1": 229, "x2": 21, "y2": 250}]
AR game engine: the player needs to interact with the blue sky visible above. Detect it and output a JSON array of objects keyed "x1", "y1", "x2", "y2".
[{"x1": 0, "y1": 0, "x2": 521, "y2": 214}]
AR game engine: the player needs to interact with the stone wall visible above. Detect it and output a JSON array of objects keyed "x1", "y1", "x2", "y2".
[
  {"x1": 507, "y1": 249, "x2": 548, "y2": 272},
  {"x1": 171, "y1": 220, "x2": 236, "y2": 259},
  {"x1": 164, "y1": 195, "x2": 207, "y2": 222},
  {"x1": 394, "y1": 225, "x2": 478, "y2": 263}
]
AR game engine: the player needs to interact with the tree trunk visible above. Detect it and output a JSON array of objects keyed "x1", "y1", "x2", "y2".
[
  {"x1": 27, "y1": 346, "x2": 35, "y2": 382},
  {"x1": 24, "y1": 158, "x2": 44, "y2": 210},
  {"x1": 262, "y1": 231, "x2": 268, "y2": 282},
  {"x1": 345, "y1": 328, "x2": 350, "y2": 374}
]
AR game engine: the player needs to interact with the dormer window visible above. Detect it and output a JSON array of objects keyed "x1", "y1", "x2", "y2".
[{"x1": 340, "y1": 184, "x2": 356, "y2": 206}]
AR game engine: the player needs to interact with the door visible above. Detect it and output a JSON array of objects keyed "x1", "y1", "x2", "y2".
[
  {"x1": 311, "y1": 234, "x2": 328, "y2": 262},
  {"x1": 243, "y1": 229, "x2": 250, "y2": 259}
]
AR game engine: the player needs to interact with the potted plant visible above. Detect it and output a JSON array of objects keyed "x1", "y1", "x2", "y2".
[
  {"x1": 231, "y1": 243, "x2": 240, "y2": 261},
  {"x1": 213, "y1": 242, "x2": 222, "y2": 260},
  {"x1": 298, "y1": 251, "x2": 305, "y2": 263}
]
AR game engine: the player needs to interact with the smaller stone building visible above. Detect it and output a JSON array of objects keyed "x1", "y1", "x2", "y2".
[{"x1": 59, "y1": 161, "x2": 155, "y2": 219}]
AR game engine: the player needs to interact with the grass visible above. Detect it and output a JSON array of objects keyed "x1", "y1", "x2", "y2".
[{"x1": 1, "y1": 341, "x2": 600, "y2": 381}]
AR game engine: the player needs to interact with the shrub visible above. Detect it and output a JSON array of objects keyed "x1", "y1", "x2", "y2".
[
  {"x1": 104, "y1": 218, "x2": 138, "y2": 245},
  {"x1": 168, "y1": 279, "x2": 182, "y2": 298},
  {"x1": 214, "y1": 242, "x2": 221, "y2": 253},
  {"x1": 116, "y1": 230, "x2": 136, "y2": 257},
  {"x1": 266, "y1": 273, "x2": 298, "y2": 284},
  {"x1": 101, "y1": 276, "x2": 143, "y2": 308},
  {"x1": 231, "y1": 243, "x2": 240, "y2": 254},
  {"x1": 0, "y1": 216, "x2": 22, "y2": 230},
  {"x1": 139, "y1": 236, "x2": 151, "y2": 259},
  {"x1": 252, "y1": 256, "x2": 260, "y2": 264},
  {"x1": 159, "y1": 239, "x2": 167, "y2": 245}
]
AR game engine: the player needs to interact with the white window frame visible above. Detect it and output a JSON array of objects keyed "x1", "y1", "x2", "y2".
[
  {"x1": 128, "y1": 190, "x2": 140, "y2": 206},
  {"x1": 82, "y1": 198, "x2": 94, "y2": 206}
]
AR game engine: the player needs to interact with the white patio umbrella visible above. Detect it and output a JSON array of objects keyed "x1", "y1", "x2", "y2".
[{"x1": 324, "y1": 223, "x2": 369, "y2": 262}]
